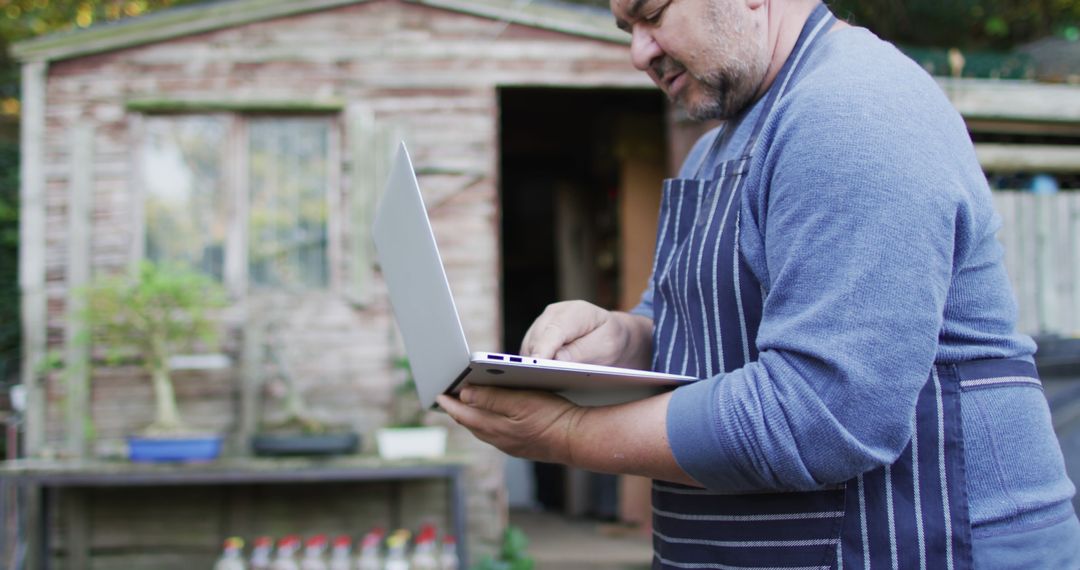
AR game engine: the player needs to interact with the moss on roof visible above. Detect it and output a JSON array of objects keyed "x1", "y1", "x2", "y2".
[{"x1": 11, "y1": 0, "x2": 625, "y2": 63}]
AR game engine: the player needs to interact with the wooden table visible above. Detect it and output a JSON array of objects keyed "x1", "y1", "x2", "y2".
[{"x1": 0, "y1": 456, "x2": 468, "y2": 570}]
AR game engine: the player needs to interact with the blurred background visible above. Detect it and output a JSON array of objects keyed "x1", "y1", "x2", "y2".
[{"x1": 0, "y1": 1, "x2": 1077, "y2": 569}]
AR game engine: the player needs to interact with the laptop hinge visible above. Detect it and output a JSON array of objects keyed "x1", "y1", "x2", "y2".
[{"x1": 434, "y1": 367, "x2": 472, "y2": 410}]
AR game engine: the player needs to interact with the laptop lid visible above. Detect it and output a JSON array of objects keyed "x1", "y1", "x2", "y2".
[{"x1": 373, "y1": 143, "x2": 471, "y2": 409}]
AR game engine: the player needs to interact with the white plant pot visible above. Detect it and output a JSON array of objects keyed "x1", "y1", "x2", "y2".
[{"x1": 376, "y1": 426, "x2": 448, "y2": 459}]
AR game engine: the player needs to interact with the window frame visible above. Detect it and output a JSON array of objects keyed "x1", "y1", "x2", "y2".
[{"x1": 129, "y1": 111, "x2": 344, "y2": 299}]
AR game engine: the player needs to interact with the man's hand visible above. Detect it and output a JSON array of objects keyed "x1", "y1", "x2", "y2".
[
  {"x1": 436, "y1": 387, "x2": 587, "y2": 464},
  {"x1": 438, "y1": 386, "x2": 698, "y2": 485},
  {"x1": 520, "y1": 301, "x2": 652, "y2": 369}
]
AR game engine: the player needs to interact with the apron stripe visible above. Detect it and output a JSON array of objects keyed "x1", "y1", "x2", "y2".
[
  {"x1": 857, "y1": 474, "x2": 869, "y2": 569},
  {"x1": 658, "y1": 181, "x2": 686, "y2": 373},
  {"x1": 885, "y1": 464, "x2": 898, "y2": 570},
  {"x1": 959, "y1": 376, "x2": 1041, "y2": 389},
  {"x1": 653, "y1": 553, "x2": 830, "y2": 570},
  {"x1": 715, "y1": 175, "x2": 744, "y2": 370},
  {"x1": 775, "y1": 14, "x2": 833, "y2": 100},
  {"x1": 655, "y1": 531, "x2": 839, "y2": 548},
  {"x1": 653, "y1": 482, "x2": 844, "y2": 495},
  {"x1": 654, "y1": 507, "x2": 845, "y2": 522},
  {"x1": 671, "y1": 180, "x2": 688, "y2": 376},
  {"x1": 732, "y1": 210, "x2": 752, "y2": 364},
  {"x1": 652, "y1": 180, "x2": 675, "y2": 294},
  {"x1": 911, "y1": 408, "x2": 927, "y2": 570},
  {"x1": 696, "y1": 176, "x2": 727, "y2": 377},
  {"x1": 934, "y1": 369, "x2": 955, "y2": 570},
  {"x1": 680, "y1": 187, "x2": 706, "y2": 376},
  {"x1": 711, "y1": 165, "x2": 738, "y2": 373}
]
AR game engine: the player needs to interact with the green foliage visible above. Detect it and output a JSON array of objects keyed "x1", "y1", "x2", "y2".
[
  {"x1": 84, "y1": 260, "x2": 225, "y2": 433},
  {"x1": 0, "y1": 1, "x2": 204, "y2": 101},
  {"x1": 471, "y1": 526, "x2": 535, "y2": 570},
  {"x1": 0, "y1": 0, "x2": 201, "y2": 45},
  {"x1": 85, "y1": 260, "x2": 226, "y2": 370},
  {"x1": 827, "y1": 0, "x2": 1080, "y2": 50},
  {"x1": 0, "y1": 137, "x2": 18, "y2": 384}
]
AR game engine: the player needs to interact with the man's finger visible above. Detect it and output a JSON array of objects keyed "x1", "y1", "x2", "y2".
[
  {"x1": 520, "y1": 311, "x2": 554, "y2": 357},
  {"x1": 460, "y1": 386, "x2": 530, "y2": 417},
  {"x1": 528, "y1": 323, "x2": 573, "y2": 360},
  {"x1": 437, "y1": 393, "x2": 503, "y2": 430}
]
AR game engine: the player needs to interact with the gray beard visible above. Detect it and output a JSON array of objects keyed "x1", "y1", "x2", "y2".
[{"x1": 684, "y1": 67, "x2": 759, "y2": 122}]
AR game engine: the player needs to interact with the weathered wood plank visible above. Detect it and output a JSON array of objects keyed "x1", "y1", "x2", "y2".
[
  {"x1": 225, "y1": 116, "x2": 247, "y2": 297},
  {"x1": 975, "y1": 143, "x2": 1080, "y2": 173},
  {"x1": 327, "y1": 119, "x2": 345, "y2": 295},
  {"x1": 992, "y1": 190, "x2": 1080, "y2": 337},
  {"x1": 345, "y1": 105, "x2": 376, "y2": 306},
  {"x1": 940, "y1": 78, "x2": 1080, "y2": 124},
  {"x1": 237, "y1": 311, "x2": 263, "y2": 457},
  {"x1": 64, "y1": 122, "x2": 94, "y2": 459},
  {"x1": 1036, "y1": 194, "x2": 1057, "y2": 334},
  {"x1": 20, "y1": 60, "x2": 48, "y2": 459},
  {"x1": 126, "y1": 99, "x2": 344, "y2": 113},
  {"x1": 62, "y1": 489, "x2": 89, "y2": 570}
]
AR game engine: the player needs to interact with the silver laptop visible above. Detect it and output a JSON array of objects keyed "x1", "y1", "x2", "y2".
[{"x1": 372, "y1": 143, "x2": 695, "y2": 410}]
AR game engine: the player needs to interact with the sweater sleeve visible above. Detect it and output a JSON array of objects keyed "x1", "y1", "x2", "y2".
[{"x1": 666, "y1": 63, "x2": 976, "y2": 491}]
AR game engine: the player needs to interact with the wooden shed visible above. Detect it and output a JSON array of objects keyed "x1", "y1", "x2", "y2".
[{"x1": 10, "y1": 0, "x2": 679, "y2": 566}]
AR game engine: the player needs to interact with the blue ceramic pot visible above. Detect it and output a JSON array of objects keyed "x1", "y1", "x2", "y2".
[{"x1": 127, "y1": 434, "x2": 223, "y2": 462}]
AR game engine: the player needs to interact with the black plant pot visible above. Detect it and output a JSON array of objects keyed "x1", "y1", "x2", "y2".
[{"x1": 251, "y1": 432, "x2": 360, "y2": 457}]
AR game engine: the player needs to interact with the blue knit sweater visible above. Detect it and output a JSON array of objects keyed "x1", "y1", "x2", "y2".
[{"x1": 633, "y1": 25, "x2": 1078, "y2": 558}]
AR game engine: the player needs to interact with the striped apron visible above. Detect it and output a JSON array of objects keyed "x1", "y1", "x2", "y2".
[{"x1": 648, "y1": 4, "x2": 1041, "y2": 568}]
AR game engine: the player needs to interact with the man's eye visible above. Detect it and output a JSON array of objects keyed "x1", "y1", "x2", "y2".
[{"x1": 644, "y1": 5, "x2": 666, "y2": 24}]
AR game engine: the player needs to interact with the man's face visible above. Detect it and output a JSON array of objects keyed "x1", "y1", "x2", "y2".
[{"x1": 613, "y1": 0, "x2": 769, "y2": 120}]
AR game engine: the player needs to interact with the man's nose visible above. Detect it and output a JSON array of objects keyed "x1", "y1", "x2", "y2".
[{"x1": 629, "y1": 25, "x2": 662, "y2": 72}]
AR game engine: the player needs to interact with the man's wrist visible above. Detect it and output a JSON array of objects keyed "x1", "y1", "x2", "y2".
[{"x1": 561, "y1": 405, "x2": 590, "y2": 467}]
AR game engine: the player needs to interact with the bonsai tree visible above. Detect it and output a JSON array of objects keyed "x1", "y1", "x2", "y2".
[
  {"x1": 85, "y1": 261, "x2": 226, "y2": 435},
  {"x1": 261, "y1": 338, "x2": 328, "y2": 435}
]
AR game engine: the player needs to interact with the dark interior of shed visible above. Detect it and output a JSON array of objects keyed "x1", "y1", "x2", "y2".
[{"x1": 497, "y1": 86, "x2": 666, "y2": 518}]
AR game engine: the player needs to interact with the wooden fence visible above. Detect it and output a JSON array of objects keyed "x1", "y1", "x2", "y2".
[{"x1": 993, "y1": 190, "x2": 1080, "y2": 337}]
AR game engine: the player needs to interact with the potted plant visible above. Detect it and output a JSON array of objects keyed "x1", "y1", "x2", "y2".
[
  {"x1": 250, "y1": 321, "x2": 359, "y2": 456},
  {"x1": 472, "y1": 526, "x2": 535, "y2": 570},
  {"x1": 85, "y1": 261, "x2": 227, "y2": 462},
  {"x1": 375, "y1": 357, "x2": 447, "y2": 460}
]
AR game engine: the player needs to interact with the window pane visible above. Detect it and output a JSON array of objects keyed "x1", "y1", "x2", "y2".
[
  {"x1": 140, "y1": 116, "x2": 228, "y2": 280},
  {"x1": 248, "y1": 118, "x2": 330, "y2": 289}
]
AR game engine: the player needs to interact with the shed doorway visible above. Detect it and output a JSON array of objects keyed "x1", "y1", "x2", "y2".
[{"x1": 497, "y1": 87, "x2": 667, "y2": 523}]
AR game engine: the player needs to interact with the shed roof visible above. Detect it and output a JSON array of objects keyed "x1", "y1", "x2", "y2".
[{"x1": 11, "y1": 0, "x2": 626, "y2": 63}]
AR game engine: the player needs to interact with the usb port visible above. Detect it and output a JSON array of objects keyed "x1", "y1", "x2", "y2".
[
  {"x1": 509, "y1": 356, "x2": 522, "y2": 363},
  {"x1": 487, "y1": 354, "x2": 504, "y2": 360}
]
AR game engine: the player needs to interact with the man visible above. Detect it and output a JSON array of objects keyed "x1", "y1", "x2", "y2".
[{"x1": 438, "y1": 0, "x2": 1080, "y2": 567}]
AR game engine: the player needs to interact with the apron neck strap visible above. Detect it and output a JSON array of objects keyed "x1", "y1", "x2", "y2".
[
  {"x1": 695, "y1": 2, "x2": 835, "y2": 175},
  {"x1": 742, "y1": 2, "x2": 835, "y2": 153}
]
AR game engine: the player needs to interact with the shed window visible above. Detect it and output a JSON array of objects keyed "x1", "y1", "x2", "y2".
[
  {"x1": 141, "y1": 116, "x2": 229, "y2": 280},
  {"x1": 138, "y1": 115, "x2": 337, "y2": 292},
  {"x1": 248, "y1": 119, "x2": 330, "y2": 289}
]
